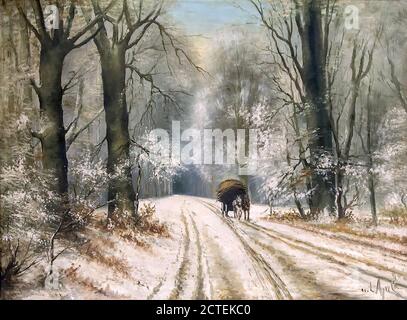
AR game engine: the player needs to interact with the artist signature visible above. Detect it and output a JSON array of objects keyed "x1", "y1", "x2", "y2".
[{"x1": 361, "y1": 274, "x2": 404, "y2": 299}]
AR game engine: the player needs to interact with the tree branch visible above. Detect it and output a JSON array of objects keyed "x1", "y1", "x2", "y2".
[{"x1": 17, "y1": 5, "x2": 42, "y2": 41}]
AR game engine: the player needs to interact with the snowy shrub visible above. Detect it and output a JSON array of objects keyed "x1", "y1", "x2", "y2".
[
  {"x1": 267, "y1": 208, "x2": 304, "y2": 222},
  {"x1": 381, "y1": 207, "x2": 407, "y2": 226},
  {"x1": 68, "y1": 153, "x2": 110, "y2": 228},
  {"x1": 0, "y1": 238, "x2": 41, "y2": 288},
  {"x1": 79, "y1": 242, "x2": 131, "y2": 277},
  {"x1": 0, "y1": 147, "x2": 112, "y2": 288},
  {"x1": 376, "y1": 108, "x2": 407, "y2": 209},
  {"x1": 105, "y1": 202, "x2": 168, "y2": 248},
  {"x1": 0, "y1": 156, "x2": 57, "y2": 286},
  {"x1": 69, "y1": 154, "x2": 108, "y2": 201},
  {"x1": 137, "y1": 202, "x2": 168, "y2": 236}
]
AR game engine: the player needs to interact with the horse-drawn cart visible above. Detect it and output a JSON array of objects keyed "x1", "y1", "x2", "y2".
[{"x1": 216, "y1": 179, "x2": 250, "y2": 220}]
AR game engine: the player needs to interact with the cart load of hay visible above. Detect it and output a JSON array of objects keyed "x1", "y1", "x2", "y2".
[{"x1": 216, "y1": 179, "x2": 248, "y2": 213}]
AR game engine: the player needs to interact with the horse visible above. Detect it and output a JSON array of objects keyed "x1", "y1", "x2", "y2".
[
  {"x1": 217, "y1": 179, "x2": 250, "y2": 220},
  {"x1": 232, "y1": 194, "x2": 250, "y2": 221}
]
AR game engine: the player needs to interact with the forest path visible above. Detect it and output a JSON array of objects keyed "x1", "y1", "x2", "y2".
[
  {"x1": 149, "y1": 196, "x2": 290, "y2": 299},
  {"x1": 148, "y1": 196, "x2": 407, "y2": 300}
]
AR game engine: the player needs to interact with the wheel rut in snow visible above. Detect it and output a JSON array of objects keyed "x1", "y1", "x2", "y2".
[
  {"x1": 198, "y1": 199, "x2": 292, "y2": 300},
  {"x1": 169, "y1": 210, "x2": 191, "y2": 299},
  {"x1": 242, "y1": 221, "x2": 407, "y2": 291},
  {"x1": 190, "y1": 212, "x2": 207, "y2": 299}
]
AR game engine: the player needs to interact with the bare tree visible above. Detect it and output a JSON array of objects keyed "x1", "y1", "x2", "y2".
[
  {"x1": 251, "y1": 0, "x2": 337, "y2": 215},
  {"x1": 331, "y1": 37, "x2": 376, "y2": 219},
  {"x1": 89, "y1": 0, "x2": 201, "y2": 224},
  {"x1": 364, "y1": 82, "x2": 378, "y2": 225},
  {"x1": 16, "y1": 0, "x2": 113, "y2": 203},
  {"x1": 387, "y1": 54, "x2": 407, "y2": 114}
]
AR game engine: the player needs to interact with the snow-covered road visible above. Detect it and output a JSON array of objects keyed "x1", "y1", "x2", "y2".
[{"x1": 149, "y1": 195, "x2": 407, "y2": 300}]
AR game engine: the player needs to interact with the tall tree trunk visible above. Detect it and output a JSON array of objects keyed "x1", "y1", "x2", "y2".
[
  {"x1": 301, "y1": 0, "x2": 335, "y2": 215},
  {"x1": 99, "y1": 45, "x2": 136, "y2": 222},
  {"x1": 88, "y1": 0, "x2": 168, "y2": 224},
  {"x1": 292, "y1": 105, "x2": 314, "y2": 211},
  {"x1": 286, "y1": 138, "x2": 307, "y2": 219},
  {"x1": 366, "y1": 92, "x2": 378, "y2": 225},
  {"x1": 336, "y1": 168, "x2": 346, "y2": 219},
  {"x1": 38, "y1": 47, "x2": 68, "y2": 196},
  {"x1": 367, "y1": 170, "x2": 377, "y2": 225},
  {"x1": 134, "y1": 158, "x2": 142, "y2": 218},
  {"x1": 18, "y1": 0, "x2": 32, "y2": 110},
  {"x1": 16, "y1": 0, "x2": 110, "y2": 211}
]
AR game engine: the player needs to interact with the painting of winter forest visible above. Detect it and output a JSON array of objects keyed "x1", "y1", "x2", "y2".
[{"x1": 0, "y1": 0, "x2": 406, "y2": 301}]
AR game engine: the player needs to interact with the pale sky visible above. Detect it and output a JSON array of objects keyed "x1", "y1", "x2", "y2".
[
  {"x1": 170, "y1": 0, "x2": 255, "y2": 35},
  {"x1": 169, "y1": 0, "x2": 258, "y2": 67}
]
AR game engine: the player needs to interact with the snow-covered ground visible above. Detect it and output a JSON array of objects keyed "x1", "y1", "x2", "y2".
[{"x1": 6, "y1": 195, "x2": 407, "y2": 300}]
